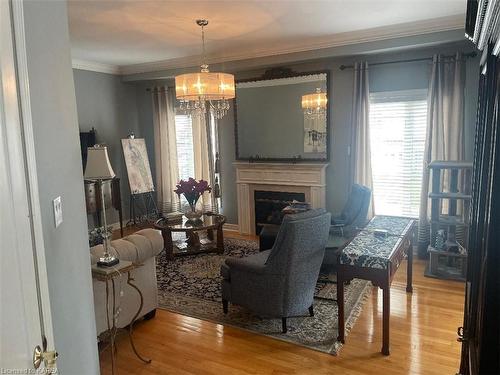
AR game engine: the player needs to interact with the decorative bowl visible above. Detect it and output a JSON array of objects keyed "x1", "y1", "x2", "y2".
[{"x1": 185, "y1": 210, "x2": 203, "y2": 220}]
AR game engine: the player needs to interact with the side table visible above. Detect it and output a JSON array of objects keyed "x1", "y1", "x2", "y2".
[{"x1": 92, "y1": 261, "x2": 151, "y2": 374}]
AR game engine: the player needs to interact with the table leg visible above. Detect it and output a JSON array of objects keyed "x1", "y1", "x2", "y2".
[
  {"x1": 216, "y1": 224, "x2": 224, "y2": 254},
  {"x1": 111, "y1": 279, "x2": 118, "y2": 356},
  {"x1": 118, "y1": 201, "x2": 124, "y2": 238},
  {"x1": 163, "y1": 228, "x2": 174, "y2": 260},
  {"x1": 382, "y1": 285, "x2": 391, "y2": 355},
  {"x1": 105, "y1": 280, "x2": 116, "y2": 375},
  {"x1": 126, "y1": 272, "x2": 152, "y2": 364},
  {"x1": 207, "y1": 228, "x2": 214, "y2": 241},
  {"x1": 187, "y1": 230, "x2": 200, "y2": 248},
  {"x1": 406, "y1": 231, "x2": 414, "y2": 293},
  {"x1": 337, "y1": 273, "x2": 345, "y2": 343}
]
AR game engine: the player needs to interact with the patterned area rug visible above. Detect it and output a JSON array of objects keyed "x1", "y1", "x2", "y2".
[{"x1": 156, "y1": 237, "x2": 371, "y2": 355}]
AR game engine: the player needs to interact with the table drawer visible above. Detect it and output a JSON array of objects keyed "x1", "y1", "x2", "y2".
[{"x1": 390, "y1": 237, "x2": 410, "y2": 277}]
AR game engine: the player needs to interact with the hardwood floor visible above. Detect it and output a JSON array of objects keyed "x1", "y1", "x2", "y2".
[{"x1": 100, "y1": 230, "x2": 465, "y2": 374}]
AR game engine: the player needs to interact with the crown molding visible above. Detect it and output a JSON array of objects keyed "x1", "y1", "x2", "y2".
[
  {"x1": 119, "y1": 15, "x2": 465, "y2": 76},
  {"x1": 72, "y1": 58, "x2": 121, "y2": 75}
]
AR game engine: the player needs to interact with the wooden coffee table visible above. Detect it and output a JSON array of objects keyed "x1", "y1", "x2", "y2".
[{"x1": 154, "y1": 213, "x2": 226, "y2": 260}]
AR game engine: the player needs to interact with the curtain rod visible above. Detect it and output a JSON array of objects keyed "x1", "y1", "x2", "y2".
[
  {"x1": 145, "y1": 86, "x2": 174, "y2": 92},
  {"x1": 339, "y1": 51, "x2": 477, "y2": 70}
]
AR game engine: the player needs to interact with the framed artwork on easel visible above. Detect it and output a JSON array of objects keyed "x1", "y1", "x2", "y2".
[
  {"x1": 121, "y1": 136, "x2": 158, "y2": 225},
  {"x1": 121, "y1": 137, "x2": 154, "y2": 194}
]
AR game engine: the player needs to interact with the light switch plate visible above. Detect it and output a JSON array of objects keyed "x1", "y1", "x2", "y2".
[{"x1": 53, "y1": 196, "x2": 63, "y2": 228}]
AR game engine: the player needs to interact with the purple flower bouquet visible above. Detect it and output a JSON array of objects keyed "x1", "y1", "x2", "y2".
[{"x1": 174, "y1": 178, "x2": 212, "y2": 218}]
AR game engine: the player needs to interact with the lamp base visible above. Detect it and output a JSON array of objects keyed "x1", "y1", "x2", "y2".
[{"x1": 97, "y1": 255, "x2": 119, "y2": 267}]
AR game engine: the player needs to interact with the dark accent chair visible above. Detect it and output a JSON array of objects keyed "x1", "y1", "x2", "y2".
[
  {"x1": 220, "y1": 209, "x2": 331, "y2": 333},
  {"x1": 259, "y1": 224, "x2": 280, "y2": 251},
  {"x1": 331, "y1": 184, "x2": 372, "y2": 235},
  {"x1": 323, "y1": 184, "x2": 372, "y2": 266}
]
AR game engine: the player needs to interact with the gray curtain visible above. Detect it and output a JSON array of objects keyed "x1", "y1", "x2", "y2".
[
  {"x1": 350, "y1": 61, "x2": 374, "y2": 217},
  {"x1": 417, "y1": 53, "x2": 466, "y2": 257},
  {"x1": 152, "y1": 87, "x2": 180, "y2": 214}
]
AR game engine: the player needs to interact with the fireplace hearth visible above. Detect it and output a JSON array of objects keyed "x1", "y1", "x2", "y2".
[{"x1": 254, "y1": 190, "x2": 305, "y2": 234}]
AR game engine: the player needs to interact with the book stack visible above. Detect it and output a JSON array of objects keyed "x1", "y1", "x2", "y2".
[
  {"x1": 282, "y1": 200, "x2": 311, "y2": 214},
  {"x1": 164, "y1": 211, "x2": 184, "y2": 222}
]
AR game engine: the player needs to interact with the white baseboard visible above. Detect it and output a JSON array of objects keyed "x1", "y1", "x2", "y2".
[{"x1": 224, "y1": 223, "x2": 239, "y2": 232}]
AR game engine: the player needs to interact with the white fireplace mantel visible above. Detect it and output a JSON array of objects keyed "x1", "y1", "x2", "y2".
[{"x1": 234, "y1": 162, "x2": 329, "y2": 235}]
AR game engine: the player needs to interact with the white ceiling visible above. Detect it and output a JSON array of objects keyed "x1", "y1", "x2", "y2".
[{"x1": 67, "y1": 0, "x2": 466, "y2": 72}]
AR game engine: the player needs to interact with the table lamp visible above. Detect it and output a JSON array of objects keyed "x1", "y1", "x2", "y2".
[{"x1": 84, "y1": 145, "x2": 119, "y2": 267}]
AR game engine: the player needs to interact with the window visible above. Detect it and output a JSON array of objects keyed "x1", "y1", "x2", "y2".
[
  {"x1": 369, "y1": 90, "x2": 427, "y2": 217},
  {"x1": 174, "y1": 114, "x2": 195, "y2": 181},
  {"x1": 174, "y1": 113, "x2": 220, "y2": 211}
]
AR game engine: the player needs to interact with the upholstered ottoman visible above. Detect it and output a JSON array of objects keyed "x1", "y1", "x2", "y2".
[{"x1": 90, "y1": 228, "x2": 163, "y2": 336}]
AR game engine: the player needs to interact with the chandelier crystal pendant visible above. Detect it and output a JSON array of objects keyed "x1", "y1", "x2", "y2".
[
  {"x1": 301, "y1": 88, "x2": 328, "y2": 120},
  {"x1": 175, "y1": 20, "x2": 235, "y2": 120}
]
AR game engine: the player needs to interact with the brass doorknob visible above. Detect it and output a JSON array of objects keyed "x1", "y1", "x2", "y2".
[{"x1": 33, "y1": 344, "x2": 58, "y2": 371}]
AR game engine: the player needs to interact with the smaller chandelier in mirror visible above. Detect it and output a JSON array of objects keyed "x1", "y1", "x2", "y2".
[
  {"x1": 175, "y1": 20, "x2": 235, "y2": 120},
  {"x1": 302, "y1": 88, "x2": 327, "y2": 153},
  {"x1": 301, "y1": 88, "x2": 327, "y2": 120}
]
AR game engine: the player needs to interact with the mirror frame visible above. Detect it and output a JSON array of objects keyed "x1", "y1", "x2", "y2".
[{"x1": 234, "y1": 68, "x2": 330, "y2": 163}]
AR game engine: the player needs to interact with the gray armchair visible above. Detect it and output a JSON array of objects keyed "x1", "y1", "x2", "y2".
[{"x1": 220, "y1": 209, "x2": 331, "y2": 333}]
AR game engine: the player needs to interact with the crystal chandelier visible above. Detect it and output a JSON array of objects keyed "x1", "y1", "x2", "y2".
[
  {"x1": 301, "y1": 88, "x2": 328, "y2": 120},
  {"x1": 175, "y1": 20, "x2": 235, "y2": 120}
]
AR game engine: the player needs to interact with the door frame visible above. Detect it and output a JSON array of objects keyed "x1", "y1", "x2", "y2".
[
  {"x1": 1, "y1": 0, "x2": 55, "y2": 366},
  {"x1": 459, "y1": 44, "x2": 500, "y2": 375}
]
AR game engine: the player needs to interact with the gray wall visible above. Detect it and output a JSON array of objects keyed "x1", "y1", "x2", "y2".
[
  {"x1": 135, "y1": 82, "x2": 159, "y2": 182},
  {"x1": 134, "y1": 41, "x2": 480, "y2": 226},
  {"x1": 23, "y1": 1, "x2": 99, "y2": 373},
  {"x1": 73, "y1": 69, "x2": 141, "y2": 226}
]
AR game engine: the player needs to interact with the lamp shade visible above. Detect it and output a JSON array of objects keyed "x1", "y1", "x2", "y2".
[
  {"x1": 175, "y1": 71, "x2": 235, "y2": 101},
  {"x1": 84, "y1": 145, "x2": 115, "y2": 180}
]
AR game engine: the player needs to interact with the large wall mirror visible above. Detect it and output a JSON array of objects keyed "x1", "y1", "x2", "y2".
[{"x1": 234, "y1": 69, "x2": 330, "y2": 162}]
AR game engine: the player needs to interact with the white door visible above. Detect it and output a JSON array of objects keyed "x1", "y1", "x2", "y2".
[{"x1": 0, "y1": 0, "x2": 56, "y2": 372}]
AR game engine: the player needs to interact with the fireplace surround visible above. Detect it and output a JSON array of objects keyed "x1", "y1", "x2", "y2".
[{"x1": 234, "y1": 162, "x2": 328, "y2": 234}]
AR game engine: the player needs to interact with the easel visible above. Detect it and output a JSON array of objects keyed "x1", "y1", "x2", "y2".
[
  {"x1": 127, "y1": 191, "x2": 158, "y2": 226},
  {"x1": 123, "y1": 133, "x2": 159, "y2": 227}
]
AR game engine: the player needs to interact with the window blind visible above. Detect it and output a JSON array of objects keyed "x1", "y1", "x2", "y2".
[
  {"x1": 369, "y1": 90, "x2": 428, "y2": 217},
  {"x1": 174, "y1": 114, "x2": 195, "y2": 181}
]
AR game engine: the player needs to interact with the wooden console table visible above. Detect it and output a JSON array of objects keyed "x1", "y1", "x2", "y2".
[{"x1": 337, "y1": 215, "x2": 415, "y2": 355}]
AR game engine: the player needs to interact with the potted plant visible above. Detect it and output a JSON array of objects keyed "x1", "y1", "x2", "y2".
[{"x1": 174, "y1": 177, "x2": 212, "y2": 220}]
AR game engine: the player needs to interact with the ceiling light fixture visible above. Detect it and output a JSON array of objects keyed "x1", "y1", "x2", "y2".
[{"x1": 175, "y1": 19, "x2": 235, "y2": 120}]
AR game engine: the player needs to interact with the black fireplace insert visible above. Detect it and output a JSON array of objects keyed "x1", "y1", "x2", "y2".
[{"x1": 254, "y1": 190, "x2": 305, "y2": 234}]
